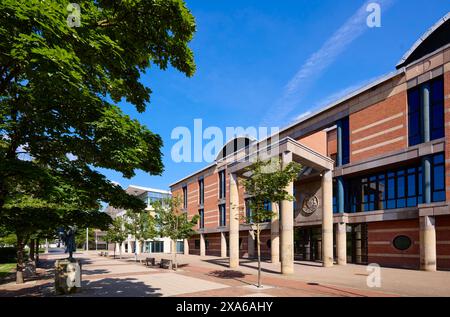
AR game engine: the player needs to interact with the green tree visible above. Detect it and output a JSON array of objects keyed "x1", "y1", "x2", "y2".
[
  {"x1": 104, "y1": 216, "x2": 127, "y2": 259},
  {"x1": 241, "y1": 158, "x2": 301, "y2": 288},
  {"x1": 0, "y1": 0, "x2": 195, "y2": 283},
  {"x1": 124, "y1": 210, "x2": 157, "y2": 262},
  {"x1": 153, "y1": 196, "x2": 199, "y2": 270}
]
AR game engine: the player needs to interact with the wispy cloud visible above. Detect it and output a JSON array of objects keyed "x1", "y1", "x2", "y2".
[{"x1": 260, "y1": 0, "x2": 395, "y2": 127}]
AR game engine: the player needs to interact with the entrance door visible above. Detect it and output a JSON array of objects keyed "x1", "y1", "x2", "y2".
[
  {"x1": 294, "y1": 227, "x2": 322, "y2": 262},
  {"x1": 348, "y1": 223, "x2": 368, "y2": 264}
]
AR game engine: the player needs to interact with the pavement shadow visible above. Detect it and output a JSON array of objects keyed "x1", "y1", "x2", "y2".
[
  {"x1": 203, "y1": 258, "x2": 281, "y2": 275},
  {"x1": 71, "y1": 277, "x2": 163, "y2": 297}
]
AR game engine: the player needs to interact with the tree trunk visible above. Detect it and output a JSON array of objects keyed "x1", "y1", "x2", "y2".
[
  {"x1": 29, "y1": 238, "x2": 35, "y2": 261},
  {"x1": 173, "y1": 239, "x2": 178, "y2": 270},
  {"x1": 257, "y1": 224, "x2": 262, "y2": 288},
  {"x1": 113, "y1": 242, "x2": 116, "y2": 259},
  {"x1": 35, "y1": 238, "x2": 40, "y2": 266},
  {"x1": 16, "y1": 235, "x2": 26, "y2": 284}
]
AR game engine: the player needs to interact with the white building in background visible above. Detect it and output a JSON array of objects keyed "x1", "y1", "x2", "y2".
[{"x1": 104, "y1": 185, "x2": 183, "y2": 255}]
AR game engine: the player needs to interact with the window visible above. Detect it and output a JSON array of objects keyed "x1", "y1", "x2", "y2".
[
  {"x1": 219, "y1": 170, "x2": 226, "y2": 199},
  {"x1": 340, "y1": 116, "x2": 350, "y2": 165},
  {"x1": 194, "y1": 240, "x2": 200, "y2": 249},
  {"x1": 219, "y1": 204, "x2": 226, "y2": 227},
  {"x1": 347, "y1": 153, "x2": 445, "y2": 213},
  {"x1": 245, "y1": 198, "x2": 253, "y2": 223},
  {"x1": 182, "y1": 186, "x2": 187, "y2": 209},
  {"x1": 198, "y1": 209, "x2": 204, "y2": 229},
  {"x1": 393, "y1": 235, "x2": 412, "y2": 251},
  {"x1": 198, "y1": 178, "x2": 204, "y2": 205},
  {"x1": 432, "y1": 153, "x2": 445, "y2": 202},
  {"x1": 150, "y1": 241, "x2": 164, "y2": 253},
  {"x1": 408, "y1": 76, "x2": 444, "y2": 146}
]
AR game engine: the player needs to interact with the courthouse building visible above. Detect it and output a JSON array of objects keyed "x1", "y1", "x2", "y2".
[
  {"x1": 104, "y1": 185, "x2": 180, "y2": 254},
  {"x1": 170, "y1": 13, "x2": 450, "y2": 272}
]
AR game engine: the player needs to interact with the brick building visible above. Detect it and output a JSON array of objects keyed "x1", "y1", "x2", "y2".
[{"x1": 170, "y1": 13, "x2": 450, "y2": 272}]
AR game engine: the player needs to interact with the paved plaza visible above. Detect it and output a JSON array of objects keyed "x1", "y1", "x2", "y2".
[{"x1": 0, "y1": 250, "x2": 450, "y2": 297}]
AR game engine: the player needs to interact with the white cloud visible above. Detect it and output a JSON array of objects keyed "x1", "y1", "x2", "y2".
[{"x1": 260, "y1": 0, "x2": 395, "y2": 127}]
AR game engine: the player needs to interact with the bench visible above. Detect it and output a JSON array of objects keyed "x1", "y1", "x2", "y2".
[
  {"x1": 145, "y1": 257, "x2": 156, "y2": 267},
  {"x1": 160, "y1": 258, "x2": 173, "y2": 270}
]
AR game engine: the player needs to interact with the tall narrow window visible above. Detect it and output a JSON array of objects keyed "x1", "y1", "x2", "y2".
[
  {"x1": 430, "y1": 77, "x2": 444, "y2": 140},
  {"x1": 219, "y1": 204, "x2": 226, "y2": 227},
  {"x1": 219, "y1": 170, "x2": 226, "y2": 199},
  {"x1": 408, "y1": 76, "x2": 444, "y2": 146},
  {"x1": 245, "y1": 198, "x2": 253, "y2": 223},
  {"x1": 198, "y1": 209, "x2": 204, "y2": 229},
  {"x1": 182, "y1": 186, "x2": 187, "y2": 209},
  {"x1": 198, "y1": 178, "x2": 204, "y2": 205},
  {"x1": 341, "y1": 117, "x2": 350, "y2": 165}
]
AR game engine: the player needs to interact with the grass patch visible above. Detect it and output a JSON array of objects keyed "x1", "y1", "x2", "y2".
[{"x1": 0, "y1": 263, "x2": 15, "y2": 279}]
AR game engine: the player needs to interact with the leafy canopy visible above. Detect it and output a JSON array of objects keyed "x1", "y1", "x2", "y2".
[
  {"x1": 242, "y1": 158, "x2": 302, "y2": 224},
  {"x1": 0, "y1": 0, "x2": 196, "y2": 213},
  {"x1": 153, "y1": 196, "x2": 199, "y2": 241}
]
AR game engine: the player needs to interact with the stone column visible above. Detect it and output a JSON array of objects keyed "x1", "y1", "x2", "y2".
[
  {"x1": 45, "y1": 239, "x2": 49, "y2": 254},
  {"x1": 420, "y1": 216, "x2": 437, "y2": 271},
  {"x1": 127, "y1": 240, "x2": 132, "y2": 254},
  {"x1": 271, "y1": 202, "x2": 280, "y2": 263},
  {"x1": 229, "y1": 172, "x2": 240, "y2": 268},
  {"x1": 421, "y1": 83, "x2": 431, "y2": 143},
  {"x1": 322, "y1": 170, "x2": 334, "y2": 267},
  {"x1": 337, "y1": 176, "x2": 345, "y2": 213},
  {"x1": 200, "y1": 234, "x2": 206, "y2": 257},
  {"x1": 221, "y1": 232, "x2": 227, "y2": 258},
  {"x1": 336, "y1": 222, "x2": 347, "y2": 265},
  {"x1": 184, "y1": 239, "x2": 189, "y2": 255},
  {"x1": 121, "y1": 242, "x2": 126, "y2": 254},
  {"x1": 248, "y1": 230, "x2": 255, "y2": 258},
  {"x1": 115, "y1": 243, "x2": 121, "y2": 255},
  {"x1": 136, "y1": 240, "x2": 142, "y2": 255},
  {"x1": 422, "y1": 156, "x2": 432, "y2": 204},
  {"x1": 281, "y1": 152, "x2": 294, "y2": 274}
]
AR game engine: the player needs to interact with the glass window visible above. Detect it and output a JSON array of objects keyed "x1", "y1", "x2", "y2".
[
  {"x1": 408, "y1": 88, "x2": 421, "y2": 146},
  {"x1": 245, "y1": 198, "x2": 252, "y2": 223},
  {"x1": 198, "y1": 179, "x2": 204, "y2": 205},
  {"x1": 219, "y1": 170, "x2": 226, "y2": 199},
  {"x1": 219, "y1": 204, "x2": 226, "y2": 227},
  {"x1": 432, "y1": 154, "x2": 445, "y2": 202},
  {"x1": 346, "y1": 154, "x2": 444, "y2": 212},
  {"x1": 393, "y1": 235, "x2": 412, "y2": 251},
  {"x1": 198, "y1": 209, "x2": 204, "y2": 229},
  {"x1": 408, "y1": 76, "x2": 444, "y2": 146},
  {"x1": 183, "y1": 186, "x2": 188, "y2": 209}
]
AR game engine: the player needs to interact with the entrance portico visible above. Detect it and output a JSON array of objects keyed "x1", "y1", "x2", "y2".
[{"x1": 226, "y1": 137, "x2": 335, "y2": 274}]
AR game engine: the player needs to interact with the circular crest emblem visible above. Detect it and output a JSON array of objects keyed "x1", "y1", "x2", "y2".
[{"x1": 301, "y1": 194, "x2": 319, "y2": 217}]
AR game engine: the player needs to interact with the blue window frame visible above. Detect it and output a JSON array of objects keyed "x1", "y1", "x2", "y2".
[
  {"x1": 219, "y1": 204, "x2": 226, "y2": 227},
  {"x1": 219, "y1": 170, "x2": 226, "y2": 199},
  {"x1": 182, "y1": 186, "x2": 188, "y2": 209},
  {"x1": 408, "y1": 76, "x2": 444, "y2": 146},
  {"x1": 341, "y1": 117, "x2": 350, "y2": 165},
  {"x1": 347, "y1": 153, "x2": 445, "y2": 213},
  {"x1": 198, "y1": 178, "x2": 204, "y2": 205},
  {"x1": 198, "y1": 209, "x2": 204, "y2": 229}
]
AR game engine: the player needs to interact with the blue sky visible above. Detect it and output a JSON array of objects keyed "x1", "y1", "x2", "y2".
[{"x1": 98, "y1": 0, "x2": 450, "y2": 192}]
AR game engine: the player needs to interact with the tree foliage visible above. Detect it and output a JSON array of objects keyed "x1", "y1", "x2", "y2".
[
  {"x1": 153, "y1": 196, "x2": 199, "y2": 269},
  {"x1": 241, "y1": 158, "x2": 301, "y2": 287},
  {"x1": 0, "y1": 0, "x2": 196, "y2": 282},
  {"x1": 105, "y1": 216, "x2": 127, "y2": 258}
]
